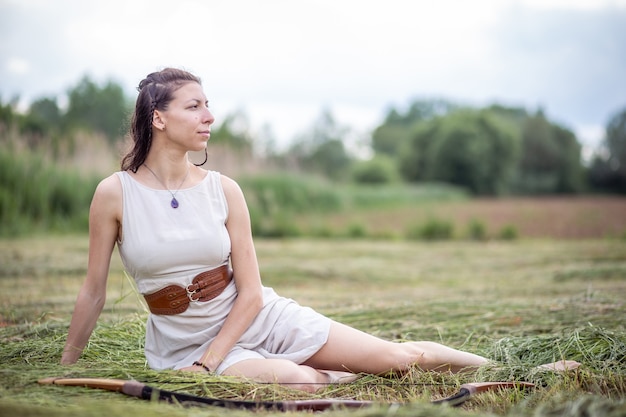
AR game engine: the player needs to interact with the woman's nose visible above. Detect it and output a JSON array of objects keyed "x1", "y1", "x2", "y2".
[{"x1": 203, "y1": 108, "x2": 215, "y2": 125}]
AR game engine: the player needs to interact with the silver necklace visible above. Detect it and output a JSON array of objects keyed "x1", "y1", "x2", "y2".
[{"x1": 143, "y1": 163, "x2": 190, "y2": 209}]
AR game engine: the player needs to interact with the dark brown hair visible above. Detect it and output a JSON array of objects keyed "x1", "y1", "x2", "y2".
[{"x1": 121, "y1": 68, "x2": 202, "y2": 172}]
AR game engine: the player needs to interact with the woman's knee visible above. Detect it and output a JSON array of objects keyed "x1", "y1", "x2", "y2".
[
  {"x1": 222, "y1": 359, "x2": 315, "y2": 388},
  {"x1": 270, "y1": 363, "x2": 323, "y2": 392},
  {"x1": 386, "y1": 341, "x2": 444, "y2": 372}
]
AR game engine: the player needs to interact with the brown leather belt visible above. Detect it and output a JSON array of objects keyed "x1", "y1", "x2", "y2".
[{"x1": 143, "y1": 265, "x2": 231, "y2": 315}]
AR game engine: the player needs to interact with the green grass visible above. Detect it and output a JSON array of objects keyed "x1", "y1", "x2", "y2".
[
  {"x1": 238, "y1": 175, "x2": 468, "y2": 238},
  {"x1": 0, "y1": 149, "x2": 99, "y2": 237},
  {"x1": 1, "y1": 236, "x2": 625, "y2": 417}
]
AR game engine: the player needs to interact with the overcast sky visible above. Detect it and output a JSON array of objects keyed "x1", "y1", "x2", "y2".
[{"x1": 1, "y1": 0, "x2": 625, "y2": 151}]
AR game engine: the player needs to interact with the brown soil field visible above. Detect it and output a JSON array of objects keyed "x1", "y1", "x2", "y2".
[{"x1": 353, "y1": 195, "x2": 626, "y2": 239}]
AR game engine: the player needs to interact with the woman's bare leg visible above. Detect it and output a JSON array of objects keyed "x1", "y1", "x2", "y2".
[
  {"x1": 303, "y1": 321, "x2": 489, "y2": 374},
  {"x1": 219, "y1": 358, "x2": 342, "y2": 393},
  {"x1": 185, "y1": 321, "x2": 579, "y2": 393}
]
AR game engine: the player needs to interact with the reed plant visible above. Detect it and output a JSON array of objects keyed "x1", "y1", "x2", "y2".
[{"x1": 0, "y1": 148, "x2": 98, "y2": 236}]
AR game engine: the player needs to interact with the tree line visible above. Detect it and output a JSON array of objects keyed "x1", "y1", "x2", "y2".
[
  {"x1": 371, "y1": 100, "x2": 626, "y2": 195},
  {"x1": 372, "y1": 102, "x2": 578, "y2": 195},
  {"x1": 1, "y1": 75, "x2": 625, "y2": 195}
]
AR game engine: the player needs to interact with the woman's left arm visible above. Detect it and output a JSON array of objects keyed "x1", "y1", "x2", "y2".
[{"x1": 194, "y1": 175, "x2": 264, "y2": 371}]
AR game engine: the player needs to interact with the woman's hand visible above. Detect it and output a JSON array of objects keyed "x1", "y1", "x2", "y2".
[
  {"x1": 180, "y1": 364, "x2": 210, "y2": 373},
  {"x1": 181, "y1": 361, "x2": 214, "y2": 373}
]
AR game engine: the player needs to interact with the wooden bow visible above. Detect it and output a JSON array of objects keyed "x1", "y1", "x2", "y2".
[
  {"x1": 432, "y1": 381, "x2": 536, "y2": 407},
  {"x1": 38, "y1": 377, "x2": 535, "y2": 411}
]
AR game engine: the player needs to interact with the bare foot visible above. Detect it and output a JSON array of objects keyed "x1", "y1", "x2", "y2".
[{"x1": 536, "y1": 360, "x2": 581, "y2": 372}]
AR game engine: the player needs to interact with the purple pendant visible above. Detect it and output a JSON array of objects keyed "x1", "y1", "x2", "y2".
[{"x1": 170, "y1": 197, "x2": 179, "y2": 209}]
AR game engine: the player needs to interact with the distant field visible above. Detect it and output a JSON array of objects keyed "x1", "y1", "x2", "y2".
[
  {"x1": 1, "y1": 235, "x2": 625, "y2": 417},
  {"x1": 320, "y1": 195, "x2": 626, "y2": 240}
]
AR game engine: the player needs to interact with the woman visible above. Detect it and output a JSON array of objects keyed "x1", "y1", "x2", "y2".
[{"x1": 61, "y1": 68, "x2": 577, "y2": 392}]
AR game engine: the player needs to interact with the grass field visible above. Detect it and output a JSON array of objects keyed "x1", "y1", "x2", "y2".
[{"x1": 1, "y1": 230, "x2": 625, "y2": 417}]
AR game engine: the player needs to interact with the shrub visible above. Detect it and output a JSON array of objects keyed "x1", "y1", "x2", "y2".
[
  {"x1": 406, "y1": 218, "x2": 454, "y2": 240},
  {"x1": 498, "y1": 224, "x2": 519, "y2": 240},
  {"x1": 261, "y1": 213, "x2": 302, "y2": 238},
  {"x1": 351, "y1": 155, "x2": 399, "y2": 184},
  {"x1": 466, "y1": 219, "x2": 487, "y2": 241},
  {"x1": 309, "y1": 224, "x2": 336, "y2": 238},
  {"x1": 345, "y1": 222, "x2": 367, "y2": 238},
  {"x1": 239, "y1": 175, "x2": 343, "y2": 215}
]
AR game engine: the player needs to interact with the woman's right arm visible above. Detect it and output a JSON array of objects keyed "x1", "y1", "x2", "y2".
[{"x1": 61, "y1": 174, "x2": 122, "y2": 365}]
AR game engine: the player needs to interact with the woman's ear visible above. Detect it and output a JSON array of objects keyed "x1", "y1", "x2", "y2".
[{"x1": 152, "y1": 110, "x2": 166, "y2": 131}]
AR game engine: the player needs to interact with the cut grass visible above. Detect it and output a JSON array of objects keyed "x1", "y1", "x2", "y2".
[{"x1": 1, "y1": 236, "x2": 625, "y2": 417}]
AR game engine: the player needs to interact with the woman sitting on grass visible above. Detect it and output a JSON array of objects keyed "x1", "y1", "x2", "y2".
[{"x1": 60, "y1": 67, "x2": 579, "y2": 392}]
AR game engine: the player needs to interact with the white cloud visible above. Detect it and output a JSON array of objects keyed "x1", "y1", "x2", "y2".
[{"x1": 6, "y1": 57, "x2": 30, "y2": 74}]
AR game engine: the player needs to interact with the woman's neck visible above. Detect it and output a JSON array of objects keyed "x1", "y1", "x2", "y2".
[{"x1": 142, "y1": 154, "x2": 191, "y2": 188}]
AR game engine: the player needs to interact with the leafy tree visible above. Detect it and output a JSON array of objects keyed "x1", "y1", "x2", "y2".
[
  {"x1": 486, "y1": 104, "x2": 528, "y2": 124},
  {"x1": 399, "y1": 109, "x2": 520, "y2": 195},
  {"x1": 513, "y1": 110, "x2": 584, "y2": 194},
  {"x1": 372, "y1": 99, "x2": 458, "y2": 157},
  {"x1": 514, "y1": 111, "x2": 560, "y2": 192},
  {"x1": 20, "y1": 97, "x2": 62, "y2": 138},
  {"x1": 30, "y1": 97, "x2": 62, "y2": 126},
  {"x1": 288, "y1": 109, "x2": 352, "y2": 180},
  {"x1": 605, "y1": 107, "x2": 626, "y2": 184},
  {"x1": 371, "y1": 124, "x2": 410, "y2": 157},
  {"x1": 64, "y1": 75, "x2": 129, "y2": 141},
  {"x1": 308, "y1": 139, "x2": 351, "y2": 180},
  {"x1": 0, "y1": 96, "x2": 19, "y2": 128},
  {"x1": 391, "y1": 99, "x2": 458, "y2": 125},
  {"x1": 589, "y1": 106, "x2": 626, "y2": 193},
  {"x1": 209, "y1": 109, "x2": 253, "y2": 151},
  {"x1": 552, "y1": 125, "x2": 585, "y2": 192}
]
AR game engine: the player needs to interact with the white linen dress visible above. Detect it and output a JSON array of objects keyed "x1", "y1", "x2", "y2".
[{"x1": 115, "y1": 170, "x2": 331, "y2": 374}]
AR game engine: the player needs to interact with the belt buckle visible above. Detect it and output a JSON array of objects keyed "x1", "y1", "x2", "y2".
[{"x1": 186, "y1": 285, "x2": 201, "y2": 304}]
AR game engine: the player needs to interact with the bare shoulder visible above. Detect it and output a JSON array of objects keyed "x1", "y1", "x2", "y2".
[
  {"x1": 94, "y1": 173, "x2": 123, "y2": 200},
  {"x1": 219, "y1": 174, "x2": 244, "y2": 198},
  {"x1": 219, "y1": 174, "x2": 248, "y2": 220},
  {"x1": 91, "y1": 173, "x2": 123, "y2": 218}
]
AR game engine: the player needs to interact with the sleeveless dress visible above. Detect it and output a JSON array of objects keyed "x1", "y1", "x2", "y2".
[{"x1": 115, "y1": 170, "x2": 331, "y2": 373}]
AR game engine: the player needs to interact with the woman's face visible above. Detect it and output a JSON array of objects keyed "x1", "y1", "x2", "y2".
[{"x1": 156, "y1": 82, "x2": 214, "y2": 152}]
